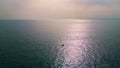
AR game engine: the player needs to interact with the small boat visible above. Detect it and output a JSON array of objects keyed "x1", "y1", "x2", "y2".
[{"x1": 61, "y1": 44, "x2": 64, "y2": 46}]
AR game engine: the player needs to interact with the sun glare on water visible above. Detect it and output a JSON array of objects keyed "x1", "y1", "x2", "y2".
[{"x1": 54, "y1": 21, "x2": 92, "y2": 68}]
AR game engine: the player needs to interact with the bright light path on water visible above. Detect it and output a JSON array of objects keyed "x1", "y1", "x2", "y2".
[{"x1": 54, "y1": 20, "x2": 92, "y2": 68}]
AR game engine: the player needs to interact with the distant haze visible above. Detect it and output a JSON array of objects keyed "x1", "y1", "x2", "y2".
[{"x1": 0, "y1": 0, "x2": 120, "y2": 19}]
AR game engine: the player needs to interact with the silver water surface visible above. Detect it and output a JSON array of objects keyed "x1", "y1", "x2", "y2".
[
  {"x1": 54, "y1": 19, "x2": 120, "y2": 68},
  {"x1": 54, "y1": 22, "x2": 92, "y2": 68},
  {"x1": 0, "y1": 19, "x2": 120, "y2": 68}
]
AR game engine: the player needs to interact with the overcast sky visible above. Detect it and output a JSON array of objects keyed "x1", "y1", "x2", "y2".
[{"x1": 0, "y1": 0, "x2": 120, "y2": 19}]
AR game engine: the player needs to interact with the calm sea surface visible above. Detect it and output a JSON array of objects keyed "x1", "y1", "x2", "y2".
[{"x1": 0, "y1": 19, "x2": 120, "y2": 68}]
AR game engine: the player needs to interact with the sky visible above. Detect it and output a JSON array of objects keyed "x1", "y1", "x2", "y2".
[{"x1": 0, "y1": 0, "x2": 120, "y2": 19}]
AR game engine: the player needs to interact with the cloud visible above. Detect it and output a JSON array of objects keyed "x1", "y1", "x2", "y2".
[
  {"x1": 0, "y1": 0, "x2": 29, "y2": 19},
  {"x1": 0, "y1": 0, "x2": 120, "y2": 19}
]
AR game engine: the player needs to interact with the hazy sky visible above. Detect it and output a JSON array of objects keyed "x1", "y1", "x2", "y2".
[{"x1": 0, "y1": 0, "x2": 120, "y2": 19}]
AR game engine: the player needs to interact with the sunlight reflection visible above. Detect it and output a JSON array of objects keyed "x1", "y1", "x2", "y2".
[{"x1": 55, "y1": 22, "x2": 91, "y2": 68}]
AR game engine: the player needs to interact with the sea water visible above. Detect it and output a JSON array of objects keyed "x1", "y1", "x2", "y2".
[{"x1": 0, "y1": 19, "x2": 120, "y2": 68}]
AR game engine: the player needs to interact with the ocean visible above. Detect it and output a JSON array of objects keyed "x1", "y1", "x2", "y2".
[{"x1": 0, "y1": 19, "x2": 120, "y2": 68}]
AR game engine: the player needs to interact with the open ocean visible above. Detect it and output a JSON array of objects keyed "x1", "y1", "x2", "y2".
[{"x1": 0, "y1": 19, "x2": 120, "y2": 68}]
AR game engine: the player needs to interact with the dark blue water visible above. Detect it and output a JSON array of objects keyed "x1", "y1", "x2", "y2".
[{"x1": 0, "y1": 19, "x2": 120, "y2": 68}]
